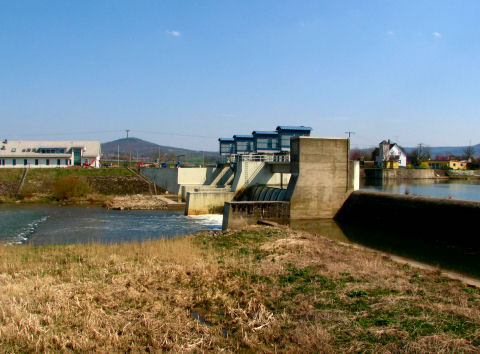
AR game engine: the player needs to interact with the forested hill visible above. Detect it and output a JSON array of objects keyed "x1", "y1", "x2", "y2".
[{"x1": 101, "y1": 137, "x2": 218, "y2": 162}]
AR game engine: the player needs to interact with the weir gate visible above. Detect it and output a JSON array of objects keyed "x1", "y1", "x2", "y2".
[{"x1": 141, "y1": 137, "x2": 360, "y2": 229}]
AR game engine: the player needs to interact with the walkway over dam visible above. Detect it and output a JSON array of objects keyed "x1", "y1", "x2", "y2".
[{"x1": 141, "y1": 137, "x2": 360, "y2": 227}]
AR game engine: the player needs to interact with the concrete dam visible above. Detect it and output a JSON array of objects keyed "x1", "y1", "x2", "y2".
[{"x1": 141, "y1": 137, "x2": 360, "y2": 227}]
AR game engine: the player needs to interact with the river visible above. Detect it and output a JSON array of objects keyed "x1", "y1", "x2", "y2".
[
  {"x1": 0, "y1": 205, "x2": 222, "y2": 246},
  {"x1": 361, "y1": 179, "x2": 480, "y2": 202}
]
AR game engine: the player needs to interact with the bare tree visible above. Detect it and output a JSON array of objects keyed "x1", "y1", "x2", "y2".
[
  {"x1": 463, "y1": 145, "x2": 475, "y2": 161},
  {"x1": 408, "y1": 144, "x2": 431, "y2": 166}
]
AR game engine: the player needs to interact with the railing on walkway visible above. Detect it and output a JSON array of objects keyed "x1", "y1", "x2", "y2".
[{"x1": 221, "y1": 154, "x2": 290, "y2": 164}]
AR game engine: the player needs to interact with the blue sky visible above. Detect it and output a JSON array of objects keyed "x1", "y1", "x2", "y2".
[{"x1": 1, "y1": 1, "x2": 479, "y2": 151}]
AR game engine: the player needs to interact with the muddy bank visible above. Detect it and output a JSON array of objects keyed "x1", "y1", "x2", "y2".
[
  {"x1": 104, "y1": 194, "x2": 184, "y2": 210},
  {"x1": 86, "y1": 176, "x2": 152, "y2": 195}
]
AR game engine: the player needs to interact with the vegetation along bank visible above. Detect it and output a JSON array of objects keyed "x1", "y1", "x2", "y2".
[
  {"x1": 0, "y1": 167, "x2": 157, "y2": 206},
  {"x1": 0, "y1": 226, "x2": 478, "y2": 352}
]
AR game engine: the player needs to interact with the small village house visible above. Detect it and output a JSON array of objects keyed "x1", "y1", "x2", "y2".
[{"x1": 376, "y1": 140, "x2": 407, "y2": 168}]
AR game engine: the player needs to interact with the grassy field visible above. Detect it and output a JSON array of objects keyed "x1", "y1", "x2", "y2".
[{"x1": 0, "y1": 226, "x2": 478, "y2": 352}]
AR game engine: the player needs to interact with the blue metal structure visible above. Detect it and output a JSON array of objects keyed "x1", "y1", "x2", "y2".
[
  {"x1": 276, "y1": 126, "x2": 312, "y2": 151},
  {"x1": 252, "y1": 131, "x2": 280, "y2": 153},
  {"x1": 233, "y1": 135, "x2": 254, "y2": 154},
  {"x1": 218, "y1": 138, "x2": 235, "y2": 156}
]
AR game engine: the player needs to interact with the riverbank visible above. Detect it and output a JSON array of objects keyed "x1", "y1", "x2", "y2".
[
  {"x1": 1, "y1": 226, "x2": 478, "y2": 352},
  {"x1": 0, "y1": 168, "x2": 175, "y2": 209}
]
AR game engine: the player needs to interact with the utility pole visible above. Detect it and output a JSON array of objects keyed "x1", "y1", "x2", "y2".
[
  {"x1": 125, "y1": 129, "x2": 130, "y2": 167},
  {"x1": 117, "y1": 144, "x2": 119, "y2": 166},
  {"x1": 418, "y1": 143, "x2": 424, "y2": 156}
]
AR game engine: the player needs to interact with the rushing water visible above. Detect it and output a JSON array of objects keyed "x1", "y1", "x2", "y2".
[
  {"x1": 0, "y1": 205, "x2": 222, "y2": 246},
  {"x1": 361, "y1": 179, "x2": 480, "y2": 202}
]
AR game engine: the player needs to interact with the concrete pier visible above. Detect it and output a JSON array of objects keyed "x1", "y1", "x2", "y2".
[{"x1": 287, "y1": 137, "x2": 354, "y2": 219}]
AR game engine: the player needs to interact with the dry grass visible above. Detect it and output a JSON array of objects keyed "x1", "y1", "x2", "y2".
[{"x1": 0, "y1": 227, "x2": 479, "y2": 352}]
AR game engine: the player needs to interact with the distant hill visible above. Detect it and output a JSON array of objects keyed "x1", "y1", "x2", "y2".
[{"x1": 101, "y1": 138, "x2": 218, "y2": 163}]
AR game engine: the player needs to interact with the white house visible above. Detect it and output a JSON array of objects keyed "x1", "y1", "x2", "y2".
[
  {"x1": 0, "y1": 140, "x2": 102, "y2": 168},
  {"x1": 376, "y1": 140, "x2": 407, "y2": 168}
]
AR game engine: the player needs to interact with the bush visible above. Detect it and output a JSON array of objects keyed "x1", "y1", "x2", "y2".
[
  {"x1": 53, "y1": 176, "x2": 90, "y2": 200},
  {"x1": 18, "y1": 183, "x2": 38, "y2": 199}
]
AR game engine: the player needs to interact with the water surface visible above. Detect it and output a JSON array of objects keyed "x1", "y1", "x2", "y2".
[
  {"x1": 0, "y1": 205, "x2": 222, "y2": 246},
  {"x1": 361, "y1": 179, "x2": 480, "y2": 202}
]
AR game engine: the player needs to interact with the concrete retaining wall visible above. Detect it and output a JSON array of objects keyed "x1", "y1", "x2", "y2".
[
  {"x1": 222, "y1": 201, "x2": 290, "y2": 230},
  {"x1": 141, "y1": 168, "x2": 179, "y2": 194},
  {"x1": 230, "y1": 161, "x2": 290, "y2": 192},
  {"x1": 335, "y1": 190, "x2": 480, "y2": 246},
  {"x1": 364, "y1": 168, "x2": 443, "y2": 181},
  {"x1": 140, "y1": 167, "x2": 216, "y2": 196},
  {"x1": 185, "y1": 191, "x2": 235, "y2": 215}
]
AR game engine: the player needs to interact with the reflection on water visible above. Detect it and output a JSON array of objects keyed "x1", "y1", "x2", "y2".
[
  {"x1": 361, "y1": 179, "x2": 480, "y2": 202},
  {"x1": 290, "y1": 218, "x2": 480, "y2": 279}
]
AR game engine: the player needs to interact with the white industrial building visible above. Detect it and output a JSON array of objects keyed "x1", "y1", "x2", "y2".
[{"x1": 0, "y1": 140, "x2": 102, "y2": 168}]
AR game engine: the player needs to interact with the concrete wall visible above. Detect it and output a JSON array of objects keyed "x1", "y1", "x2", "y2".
[
  {"x1": 287, "y1": 137, "x2": 353, "y2": 219},
  {"x1": 180, "y1": 185, "x2": 230, "y2": 202},
  {"x1": 178, "y1": 167, "x2": 215, "y2": 185},
  {"x1": 335, "y1": 190, "x2": 480, "y2": 246},
  {"x1": 185, "y1": 191, "x2": 235, "y2": 215},
  {"x1": 222, "y1": 201, "x2": 290, "y2": 230},
  {"x1": 230, "y1": 161, "x2": 290, "y2": 192},
  {"x1": 141, "y1": 167, "x2": 216, "y2": 196},
  {"x1": 364, "y1": 168, "x2": 441, "y2": 181},
  {"x1": 141, "y1": 168, "x2": 179, "y2": 194}
]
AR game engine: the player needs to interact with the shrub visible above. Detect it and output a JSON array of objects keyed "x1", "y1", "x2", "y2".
[
  {"x1": 53, "y1": 176, "x2": 90, "y2": 200},
  {"x1": 18, "y1": 183, "x2": 38, "y2": 199}
]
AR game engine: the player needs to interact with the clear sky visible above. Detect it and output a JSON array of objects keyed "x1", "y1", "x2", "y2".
[{"x1": 1, "y1": 1, "x2": 479, "y2": 151}]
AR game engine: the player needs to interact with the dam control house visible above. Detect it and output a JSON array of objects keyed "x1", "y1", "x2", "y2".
[
  {"x1": 0, "y1": 140, "x2": 102, "y2": 168},
  {"x1": 219, "y1": 126, "x2": 312, "y2": 160}
]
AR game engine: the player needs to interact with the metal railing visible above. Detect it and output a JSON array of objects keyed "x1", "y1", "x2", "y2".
[{"x1": 220, "y1": 154, "x2": 290, "y2": 163}]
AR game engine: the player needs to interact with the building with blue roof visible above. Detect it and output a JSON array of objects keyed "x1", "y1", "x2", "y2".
[
  {"x1": 276, "y1": 126, "x2": 312, "y2": 151},
  {"x1": 218, "y1": 126, "x2": 312, "y2": 157},
  {"x1": 233, "y1": 135, "x2": 254, "y2": 154},
  {"x1": 252, "y1": 131, "x2": 280, "y2": 154},
  {"x1": 218, "y1": 138, "x2": 235, "y2": 156}
]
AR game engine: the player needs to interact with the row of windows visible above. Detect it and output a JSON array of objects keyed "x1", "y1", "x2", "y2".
[
  {"x1": 0, "y1": 148, "x2": 68, "y2": 153},
  {"x1": 0, "y1": 159, "x2": 71, "y2": 166},
  {"x1": 236, "y1": 141, "x2": 254, "y2": 152},
  {"x1": 256, "y1": 138, "x2": 279, "y2": 150}
]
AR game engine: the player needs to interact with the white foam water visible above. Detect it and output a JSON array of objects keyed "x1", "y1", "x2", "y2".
[
  {"x1": 4, "y1": 216, "x2": 48, "y2": 245},
  {"x1": 187, "y1": 214, "x2": 223, "y2": 230}
]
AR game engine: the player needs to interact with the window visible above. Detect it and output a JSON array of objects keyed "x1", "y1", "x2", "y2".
[
  {"x1": 65, "y1": 159, "x2": 69, "y2": 165},
  {"x1": 12, "y1": 159, "x2": 16, "y2": 166},
  {"x1": 46, "y1": 159, "x2": 49, "y2": 166},
  {"x1": 1, "y1": 159, "x2": 4, "y2": 166},
  {"x1": 24, "y1": 159, "x2": 27, "y2": 166},
  {"x1": 11, "y1": 148, "x2": 16, "y2": 152},
  {"x1": 27, "y1": 148, "x2": 31, "y2": 152},
  {"x1": 35, "y1": 159, "x2": 39, "y2": 166},
  {"x1": 57, "y1": 159, "x2": 61, "y2": 166}
]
